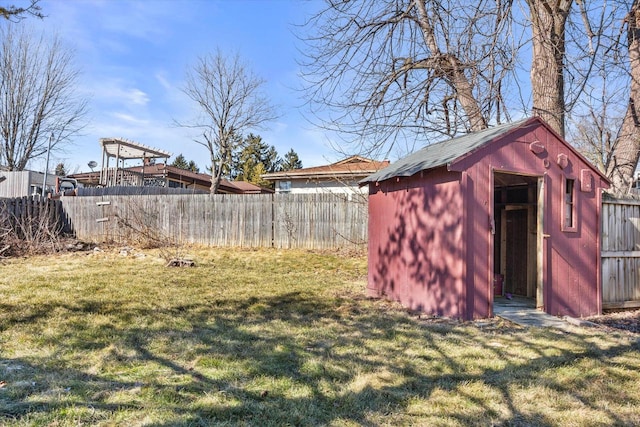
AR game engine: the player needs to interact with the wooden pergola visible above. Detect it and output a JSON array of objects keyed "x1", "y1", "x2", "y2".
[{"x1": 99, "y1": 138, "x2": 172, "y2": 187}]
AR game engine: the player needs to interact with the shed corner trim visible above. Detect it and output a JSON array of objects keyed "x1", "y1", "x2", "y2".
[{"x1": 447, "y1": 161, "x2": 464, "y2": 172}]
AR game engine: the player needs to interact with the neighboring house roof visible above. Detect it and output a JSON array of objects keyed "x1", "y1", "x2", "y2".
[
  {"x1": 360, "y1": 117, "x2": 609, "y2": 184},
  {"x1": 69, "y1": 163, "x2": 271, "y2": 194},
  {"x1": 262, "y1": 155, "x2": 390, "y2": 181},
  {"x1": 227, "y1": 179, "x2": 270, "y2": 193}
]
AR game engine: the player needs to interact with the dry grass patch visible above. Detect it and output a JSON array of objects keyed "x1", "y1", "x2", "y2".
[{"x1": 0, "y1": 247, "x2": 639, "y2": 426}]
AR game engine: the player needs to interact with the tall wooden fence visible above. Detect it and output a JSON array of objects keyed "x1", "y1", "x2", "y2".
[
  {"x1": 601, "y1": 198, "x2": 640, "y2": 309},
  {"x1": 60, "y1": 193, "x2": 368, "y2": 250},
  {"x1": 0, "y1": 196, "x2": 65, "y2": 238}
]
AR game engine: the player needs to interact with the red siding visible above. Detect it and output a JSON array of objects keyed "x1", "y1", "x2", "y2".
[
  {"x1": 368, "y1": 119, "x2": 608, "y2": 319},
  {"x1": 368, "y1": 167, "x2": 466, "y2": 318}
]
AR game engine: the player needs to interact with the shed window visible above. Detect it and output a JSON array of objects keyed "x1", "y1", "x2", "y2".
[{"x1": 563, "y1": 177, "x2": 576, "y2": 231}]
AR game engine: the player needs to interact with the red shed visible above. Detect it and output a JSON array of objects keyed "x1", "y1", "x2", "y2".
[{"x1": 361, "y1": 117, "x2": 609, "y2": 320}]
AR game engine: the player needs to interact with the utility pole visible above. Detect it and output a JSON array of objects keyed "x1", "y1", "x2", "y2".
[{"x1": 41, "y1": 133, "x2": 53, "y2": 197}]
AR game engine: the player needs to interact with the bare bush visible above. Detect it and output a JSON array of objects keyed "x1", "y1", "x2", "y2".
[
  {"x1": 112, "y1": 196, "x2": 188, "y2": 263},
  {"x1": 0, "y1": 197, "x2": 64, "y2": 257}
]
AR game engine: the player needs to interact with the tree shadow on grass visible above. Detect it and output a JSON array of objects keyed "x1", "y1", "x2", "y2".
[
  {"x1": 0, "y1": 356, "x2": 144, "y2": 420},
  {"x1": 1, "y1": 293, "x2": 639, "y2": 425}
]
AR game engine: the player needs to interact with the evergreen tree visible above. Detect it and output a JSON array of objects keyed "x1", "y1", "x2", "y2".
[
  {"x1": 187, "y1": 160, "x2": 199, "y2": 173},
  {"x1": 233, "y1": 134, "x2": 281, "y2": 186},
  {"x1": 54, "y1": 162, "x2": 66, "y2": 176},
  {"x1": 281, "y1": 149, "x2": 302, "y2": 171},
  {"x1": 171, "y1": 154, "x2": 188, "y2": 169},
  {"x1": 171, "y1": 154, "x2": 199, "y2": 173}
]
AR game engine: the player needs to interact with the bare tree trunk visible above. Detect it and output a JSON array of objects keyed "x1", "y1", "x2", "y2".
[
  {"x1": 179, "y1": 51, "x2": 276, "y2": 193},
  {"x1": 607, "y1": 0, "x2": 640, "y2": 195},
  {"x1": 204, "y1": 131, "x2": 224, "y2": 194},
  {"x1": 209, "y1": 148, "x2": 219, "y2": 194},
  {"x1": 414, "y1": 1, "x2": 488, "y2": 132},
  {"x1": 0, "y1": 26, "x2": 86, "y2": 170},
  {"x1": 527, "y1": 0, "x2": 572, "y2": 138}
]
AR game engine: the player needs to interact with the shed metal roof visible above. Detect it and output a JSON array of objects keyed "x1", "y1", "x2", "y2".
[{"x1": 360, "y1": 119, "x2": 532, "y2": 184}]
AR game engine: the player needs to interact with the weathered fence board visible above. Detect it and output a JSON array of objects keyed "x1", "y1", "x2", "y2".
[
  {"x1": 76, "y1": 186, "x2": 208, "y2": 196},
  {"x1": 0, "y1": 196, "x2": 65, "y2": 238},
  {"x1": 60, "y1": 193, "x2": 368, "y2": 250},
  {"x1": 602, "y1": 198, "x2": 640, "y2": 309},
  {"x1": 272, "y1": 193, "x2": 368, "y2": 249}
]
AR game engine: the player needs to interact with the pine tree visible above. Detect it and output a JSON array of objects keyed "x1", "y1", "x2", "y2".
[
  {"x1": 171, "y1": 154, "x2": 199, "y2": 173},
  {"x1": 281, "y1": 149, "x2": 302, "y2": 171},
  {"x1": 187, "y1": 160, "x2": 199, "y2": 173},
  {"x1": 234, "y1": 134, "x2": 281, "y2": 186},
  {"x1": 54, "y1": 162, "x2": 66, "y2": 176},
  {"x1": 171, "y1": 154, "x2": 189, "y2": 169}
]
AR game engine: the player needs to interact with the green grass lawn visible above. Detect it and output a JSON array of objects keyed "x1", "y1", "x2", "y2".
[{"x1": 0, "y1": 247, "x2": 639, "y2": 426}]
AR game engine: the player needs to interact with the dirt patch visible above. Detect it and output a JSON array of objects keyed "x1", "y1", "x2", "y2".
[{"x1": 588, "y1": 309, "x2": 640, "y2": 334}]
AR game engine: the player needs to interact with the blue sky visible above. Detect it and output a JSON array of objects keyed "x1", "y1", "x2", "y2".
[{"x1": 27, "y1": 0, "x2": 333, "y2": 174}]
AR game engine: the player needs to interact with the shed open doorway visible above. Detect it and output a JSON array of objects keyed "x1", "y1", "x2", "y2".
[{"x1": 493, "y1": 172, "x2": 543, "y2": 312}]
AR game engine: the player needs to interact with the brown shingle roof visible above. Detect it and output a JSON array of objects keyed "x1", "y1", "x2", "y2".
[{"x1": 262, "y1": 155, "x2": 390, "y2": 181}]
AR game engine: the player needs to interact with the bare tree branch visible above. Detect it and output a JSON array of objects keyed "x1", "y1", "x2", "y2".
[
  {"x1": 299, "y1": 0, "x2": 515, "y2": 158},
  {"x1": 177, "y1": 50, "x2": 277, "y2": 193},
  {"x1": 0, "y1": 0, "x2": 43, "y2": 22},
  {"x1": 0, "y1": 25, "x2": 87, "y2": 171},
  {"x1": 301, "y1": 0, "x2": 640, "y2": 188}
]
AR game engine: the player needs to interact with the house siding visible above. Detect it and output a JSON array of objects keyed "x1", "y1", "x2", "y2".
[
  {"x1": 275, "y1": 178, "x2": 367, "y2": 194},
  {"x1": 0, "y1": 171, "x2": 57, "y2": 198}
]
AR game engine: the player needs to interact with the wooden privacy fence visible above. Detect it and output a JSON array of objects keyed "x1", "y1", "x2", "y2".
[
  {"x1": 601, "y1": 198, "x2": 640, "y2": 309},
  {"x1": 60, "y1": 193, "x2": 368, "y2": 250},
  {"x1": 0, "y1": 196, "x2": 66, "y2": 238}
]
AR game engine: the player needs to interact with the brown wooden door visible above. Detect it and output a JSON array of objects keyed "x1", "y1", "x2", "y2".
[{"x1": 505, "y1": 209, "x2": 528, "y2": 296}]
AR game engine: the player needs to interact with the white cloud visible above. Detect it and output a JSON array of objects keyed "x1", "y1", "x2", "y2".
[
  {"x1": 81, "y1": 112, "x2": 205, "y2": 165},
  {"x1": 271, "y1": 121, "x2": 289, "y2": 134},
  {"x1": 95, "y1": 37, "x2": 131, "y2": 56},
  {"x1": 154, "y1": 70, "x2": 192, "y2": 111},
  {"x1": 110, "y1": 112, "x2": 149, "y2": 126},
  {"x1": 155, "y1": 72, "x2": 173, "y2": 91},
  {"x1": 82, "y1": 78, "x2": 150, "y2": 109},
  {"x1": 126, "y1": 89, "x2": 149, "y2": 106},
  {"x1": 45, "y1": 0, "x2": 191, "y2": 45}
]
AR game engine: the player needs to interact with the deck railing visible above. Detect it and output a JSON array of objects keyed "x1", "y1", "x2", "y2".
[{"x1": 99, "y1": 168, "x2": 167, "y2": 187}]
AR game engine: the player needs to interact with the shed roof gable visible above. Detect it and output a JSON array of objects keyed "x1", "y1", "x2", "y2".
[
  {"x1": 360, "y1": 119, "x2": 533, "y2": 184},
  {"x1": 360, "y1": 117, "x2": 609, "y2": 185}
]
